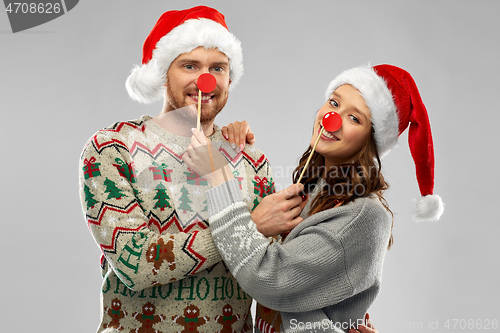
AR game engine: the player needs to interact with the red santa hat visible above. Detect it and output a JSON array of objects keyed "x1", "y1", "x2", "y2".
[
  {"x1": 126, "y1": 6, "x2": 243, "y2": 104},
  {"x1": 325, "y1": 64, "x2": 444, "y2": 222}
]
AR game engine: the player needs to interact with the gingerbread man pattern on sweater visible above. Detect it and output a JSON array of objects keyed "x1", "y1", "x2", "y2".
[{"x1": 79, "y1": 115, "x2": 275, "y2": 332}]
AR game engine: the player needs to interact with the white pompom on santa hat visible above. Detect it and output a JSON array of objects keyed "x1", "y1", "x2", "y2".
[
  {"x1": 325, "y1": 64, "x2": 444, "y2": 222},
  {"x1": 126, "y1": 6, "x2": 243, "y2": 104}
]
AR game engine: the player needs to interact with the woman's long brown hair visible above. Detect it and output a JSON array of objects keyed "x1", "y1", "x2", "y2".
[{"x1": 292, "y1": 128, "x2": 394, "y2": 249}]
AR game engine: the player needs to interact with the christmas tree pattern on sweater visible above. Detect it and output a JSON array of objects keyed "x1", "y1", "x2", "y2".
[{"x1": 79, "y1": 115, "x2": 274, "y2": 332}]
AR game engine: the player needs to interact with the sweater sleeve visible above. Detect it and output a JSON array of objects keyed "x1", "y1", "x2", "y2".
[
  {"x1": 79, "y1": 131, "x2": 222, "y2": 291},
  {"x1": 206, "y1": 179, "x2": 390, "y2": 313}
]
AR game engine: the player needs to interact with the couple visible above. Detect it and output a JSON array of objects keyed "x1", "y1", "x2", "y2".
[{"x1": 79, "y1": 5, "x2": 443, "y2": 333}]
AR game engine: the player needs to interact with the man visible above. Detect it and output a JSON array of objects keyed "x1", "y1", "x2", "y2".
[{"x1": 79, "y1": 6, "x2": 295, "y2": 332}]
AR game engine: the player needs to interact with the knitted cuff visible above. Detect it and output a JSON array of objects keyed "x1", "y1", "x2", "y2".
[
  {"x1": 206, "y1": 178, "x2": 243, "y2": 217},
  {"x1": 193, "y1": 228, "x2": 223, "y2": 265}
]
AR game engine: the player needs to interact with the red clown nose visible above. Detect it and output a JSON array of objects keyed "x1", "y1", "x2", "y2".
[
  {"x1": 197, "y1": 73, "x2": 217, "y2": 93},
  {"x1": 322, "y1": 112, "x2": 342, "y2": 132}
]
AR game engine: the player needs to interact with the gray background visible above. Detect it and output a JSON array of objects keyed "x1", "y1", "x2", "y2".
[{"x1": 1, "y1": 0, "x2": 499, "y2": 332}]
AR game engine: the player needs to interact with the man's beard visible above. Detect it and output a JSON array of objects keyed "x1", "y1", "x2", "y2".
[{"x1": 165, "y1": 80, "x2": 228, "y2": 124}]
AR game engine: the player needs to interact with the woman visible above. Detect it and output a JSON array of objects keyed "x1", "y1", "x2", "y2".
[{"x1": 183, "y1": 64, "x2": 444, "y2": 332}]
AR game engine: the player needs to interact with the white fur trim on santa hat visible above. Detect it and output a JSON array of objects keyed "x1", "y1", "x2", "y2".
[
  {"x1": 414, "y1": 194, "x2": 445, "y2": 222},
  {"x1": 325, "y1": 65, "x2": 399, "y2": 157},
  {"x1": 126, "y1": 18, "x2": 243, "y2": 104},
  {"x1": 126, "y1": 62, "x2": 165, "y2": 104}
]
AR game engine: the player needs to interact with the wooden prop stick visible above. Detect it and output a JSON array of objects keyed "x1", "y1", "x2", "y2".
[
  {"x1": 197, "y1": 90, "x2": 202, "y2": 131},
  {"x1": 196, "y1": 73, "x2": 217, "y2": 132},
  {"x1": 296, "y1": 112, "x2": 342, "y2": 184},
  {"x1": 297, "y1": 127, "x2": 324, "y2": 184},
  {"x1": 207, "y1": 139, "x2": 230, "y2": 197},
  {"x1": 206, "y1": 140, "x2": 215, "y2": 172}
]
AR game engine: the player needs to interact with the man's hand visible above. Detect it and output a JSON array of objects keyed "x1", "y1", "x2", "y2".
[
  {"x1": 349, "y1": 313, "x2": 378, "y2": 333},
  {"x1": 251, "y1": 183, "x2": 304, "y2": 237},
  {"x1": 221, "y1": 120, "x2": 255, "y2": 153},
  {"x1": 182, "y1": 128, "x2": 233, "y2": 187}
]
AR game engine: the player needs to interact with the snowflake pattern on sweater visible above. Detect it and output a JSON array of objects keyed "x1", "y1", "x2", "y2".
[
  {"x1": 206, "y1": 179, "x2": 391, "y2": 333},
  {"x1": 79, "y1": 115, "x2": 275, "y2": 332}
]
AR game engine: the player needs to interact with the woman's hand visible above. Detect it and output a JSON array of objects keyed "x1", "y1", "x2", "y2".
[
  {"x1": 349, "y1": 313, "x2": 378, "y2": 333},
  {"x1": 251, "y1": 183, "x2": 304, "y2": 237},
  {"x1": 221, "y1": 120, "x2": 255, "y2": 153},
  {"x1": 182, "y1": 128, "x2": 234, "y2": 187}
]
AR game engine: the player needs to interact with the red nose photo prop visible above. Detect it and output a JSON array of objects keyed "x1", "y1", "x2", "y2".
[
  {"x1": 322, "y1": 112, "x2": 342, "y2": 132},
  {"x1": 296, "y1": 112, "x2": 343, "y2": 184},
  {"x1": 197, "y1": 73, "x2": 217, "y2": 93},
  {"x1": 196, "y1": 73, "x2": 217, "y2": 130}
]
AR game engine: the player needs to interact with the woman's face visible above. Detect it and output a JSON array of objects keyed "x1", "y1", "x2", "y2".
[{"x1": 312, "y1": 84, "x2": 372, "y2": 167}]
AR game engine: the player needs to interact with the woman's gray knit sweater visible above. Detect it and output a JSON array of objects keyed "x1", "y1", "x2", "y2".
[{"x1": 206, "y1": 179, "x2": 391, "y2": 332}]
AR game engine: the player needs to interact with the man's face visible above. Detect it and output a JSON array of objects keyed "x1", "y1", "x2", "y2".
[{"x1": 165, "y1": 46, "x2": 231, "y2": 124}]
